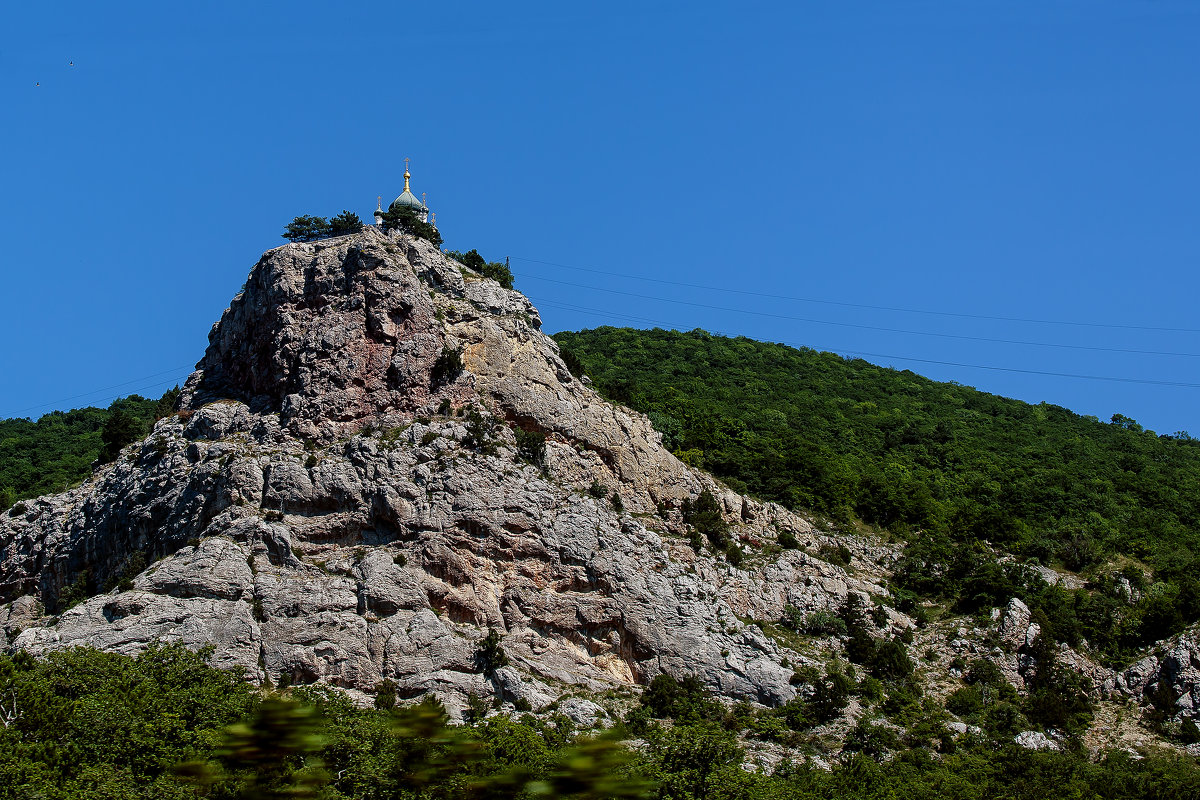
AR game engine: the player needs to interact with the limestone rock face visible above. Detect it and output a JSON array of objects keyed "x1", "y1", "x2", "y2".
[
  {"x1": 0, "y1": 227, "x2": 895, "y2": 714},
  {"x1": 1117, "y1": 626, "x2": 1200, "y2": 725},
  {"x1": 1014, "y1": 730, "x2": 1060, "y2": 751}
]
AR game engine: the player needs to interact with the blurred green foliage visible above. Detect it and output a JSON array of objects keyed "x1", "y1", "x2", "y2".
[{"x1": 0, "y1": 641, "x2": 1198, "y2": 798}]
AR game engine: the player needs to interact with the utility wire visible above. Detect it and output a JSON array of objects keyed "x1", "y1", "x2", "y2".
[
  {"x1": 519, "y1": 273, "x2": 1200, "y2": 359},
  {"x1": 530, "y1": 297, "x2": 1200, "y2": 389},
  {"x1": 4, "y1": 366, "x2": 194, "y2": 418},
  {"x1": 10, "y1": 273, "x2": 1197, "y2": 422},
  {"x1": 511, "y1": 255, "x2": 1200, "y2": 334}
]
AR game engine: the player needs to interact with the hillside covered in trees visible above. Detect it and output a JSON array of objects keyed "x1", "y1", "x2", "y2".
[
  {"x1": 0, "y1": 389, "x2": 178, "y2": 509},
  {"x1": 553, "y1": 327, "x2": 1200, "y2": 663}
]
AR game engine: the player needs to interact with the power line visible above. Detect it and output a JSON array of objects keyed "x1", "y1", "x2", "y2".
[
  {"x1": 511, "y1": 255, "x2": 1200, "y2": 334},
  {"x1": 4, "y1": 367, "x2": 194, "y2": 418},
  {"x1": 531, "y1": 297, "x2": 1200, "y2": 389},
  {"x1": 8, "y1": 276, "x2": 1196, "y2": 424},
  {"x1": 520, "y1": 273, "x2": 1200, "y2": 359}
]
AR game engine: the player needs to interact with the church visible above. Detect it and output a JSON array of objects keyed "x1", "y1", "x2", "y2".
[{"x1": 374, "y1": 158, "x2": 435, "y2": 228}]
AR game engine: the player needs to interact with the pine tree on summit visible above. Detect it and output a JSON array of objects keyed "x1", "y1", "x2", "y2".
[
  {"x1": 328, "y1": 210, "x2": 363, "y2": 236},
  {"x1": 282, "y1": 215, "x2": 331, "y2": 242}
]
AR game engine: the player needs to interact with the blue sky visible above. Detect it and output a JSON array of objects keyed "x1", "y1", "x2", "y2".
[{"x1": 2, "y1": 1, "x2": 1198, "y2": 434}]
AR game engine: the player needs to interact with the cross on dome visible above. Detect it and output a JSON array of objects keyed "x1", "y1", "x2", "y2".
[{"x1": 388, "y1": 157, "x2": 429, "y2": 221}]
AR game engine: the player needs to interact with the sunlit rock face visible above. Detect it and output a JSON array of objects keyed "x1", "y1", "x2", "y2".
[{"x1": 0, "y1": 226, "x2": 898, "y2": 718}]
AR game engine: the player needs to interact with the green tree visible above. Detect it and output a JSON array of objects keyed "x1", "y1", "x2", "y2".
[
  {"x1": 329, "y1": 210, "x2": 364, "y2": 236},
  {"x1": 380, "y1": 205, "x2": 442, "y2": 247},
  {"x1": 479, "y1": 260, "x2": 514, "y2": 290},
  {"x1": 282, "y1": 215, "x2": 332, "y2": 242},
  {"x1": 645, "y1": 721, "x2": 742, "y2": 800},
  {"x1": 476, "y1": 629, "x2": 510, "y2": 676},
  {"x1": 100, "y1": 406, "x2": 145, "y2": 462},
  {"x1": 447, "y1": 249, "x2": 487, "y2": 271},
  {"x1": 431, "y1": 346, "x2": 464, "y2": 387}
]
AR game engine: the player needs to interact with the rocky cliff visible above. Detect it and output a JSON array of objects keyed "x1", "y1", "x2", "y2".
[{"x1": 0, "y1": 227, "x2": 895, "y2": 717}]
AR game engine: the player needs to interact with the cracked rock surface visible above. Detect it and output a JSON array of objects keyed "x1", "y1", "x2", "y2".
[{"x1": 1, "y1": 227, "x2": 895, "y2": 716}]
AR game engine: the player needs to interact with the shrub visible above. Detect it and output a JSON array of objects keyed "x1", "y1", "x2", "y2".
[
  {"x1": 946, "y1": 686, "x2": 983, "y2": 717},
  {"x1": 965, "y1": 659, "x2": 1004, "y2": 687},
  {"x1": 464, "y1": 410, "x2": 496, "y2": 453},
  {"x1": 515, "y1": 428, "x2": 546, "y2": 468},
  {"x1": 858, "y1": 676, "x2": 884, "y2": 703},
  {"x1": 629, "y1": 673, "x2": 722, "y2": 726},
  {"x1": 446, "y1": 250, "x2": 514, "y2": 289},
  {"x1": 479, "y1": 260, "x2": 514, "y2": 289},
  {"x1": 107, "y1": 551, "x2": 147, "y2": 593},
  {"x1": 818, "y1": 542, "x2": 852, "y2": 567},
  {"x1": 465, "y1": 693, "x2": 490, "y2": 723},
  {"x1": 431, "y1": 346, "x2": 463, "y2": 387},
  {"x1": 782, "y1": 606, "x2": 848, "y2": 637},
  {"x1": 810, "y1": 671, "x2": 854, "y2": 723},
  {"x1": 682, "y1": 489, "x2": 729, "y2": 550},
  {"x1": 328, "y1": 210, "x2": 363, "y2": 236},
  {"x1": 57, "y1": 569, "x2": 91, "y2": 611},
  {"x1": 777, "y1": 530, "x2": 800, "y2": 550},
  {"x1": 868, "y1": 639, "x2": 914, "y2": 680},
  {"x1": 559, "y1": 348, "x2": 585, "y2": 378},
  {"x1": 375, "y1": 679, "x2": 398, "y2": 711},
  {"x1": 447, "y1": 249, "x2": 487, "y2": 271},
  {"x1": 790, "y1": 665, "x2": 821, "y2": 687},
  {"x1": 100, "y1": 408, "x2": 146, "y2": 462},
  {"x1": 587, "y1": 480, "x2": 608, "y2": 499},
  {"x1": 476, "y1": 629, "x2": 509, "y2": 675},
  {"x1": 843, "y1": 719, "x2": 899, "y2": 757}
]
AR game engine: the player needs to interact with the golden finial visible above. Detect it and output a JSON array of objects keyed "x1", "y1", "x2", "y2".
[
  {"x1": 403, "y1": 157, "x2": 411, "y2": 191},
  {"x1": 422, "y1": 192, "x2": 427, "y2": 207},
  {"x1": 430, "y1": 212, "x2": 437, "y2": 226}
]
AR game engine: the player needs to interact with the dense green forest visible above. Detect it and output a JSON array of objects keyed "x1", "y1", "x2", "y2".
[
  {"x1": 0, "y1": 389, "x2": 178, "y2": 508},
  {"x1": 1, "y1": 645, "x2": 1197, "y2": 800},
  {"x1": 553, "y1": 328, "x2": 1200, "y2": 663}
]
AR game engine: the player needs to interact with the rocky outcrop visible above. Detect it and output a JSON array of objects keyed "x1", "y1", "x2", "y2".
[
  {"x1": 1, "y1": 226, "x2": 896, "y2": 716},
  {"x1": 1014, "y1": 730, "x2": 1060, "y2": 751},
  {"x1": 1113, "y1": 626, "x2": 1200, "y2": 725}
]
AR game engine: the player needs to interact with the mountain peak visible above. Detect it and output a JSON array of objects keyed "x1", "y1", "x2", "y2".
[{"x1": 1, "y1": 227, "x2": 894, "y2": 718}]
